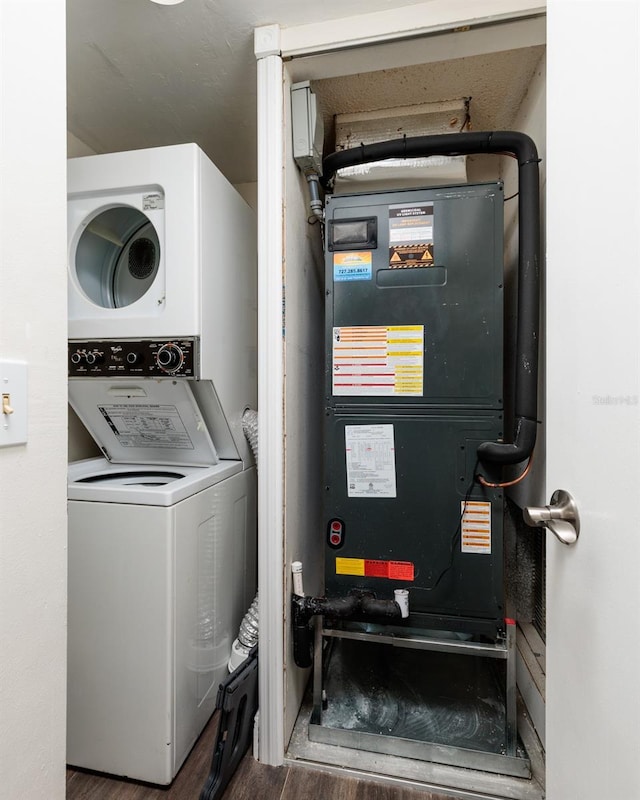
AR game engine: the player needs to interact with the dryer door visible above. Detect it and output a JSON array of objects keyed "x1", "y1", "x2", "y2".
[
  {"x1": 69, "y1": 379, "x2": 219, "y2": 467},
  {"x1": 72, "y1": 206, "x2": 162, "y2": 310}
]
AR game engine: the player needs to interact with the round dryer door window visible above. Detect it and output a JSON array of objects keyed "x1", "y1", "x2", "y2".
[{"x1": 75, "y1": 206, "x2": 161, "y2": 308}]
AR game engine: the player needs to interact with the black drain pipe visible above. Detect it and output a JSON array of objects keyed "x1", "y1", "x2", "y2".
[
  {"x1": 292, "y1": 589, "x2": 407, "y2": 669},
  {"x1": 322, "y1": 131, "x2": 540, "y2": 466}
]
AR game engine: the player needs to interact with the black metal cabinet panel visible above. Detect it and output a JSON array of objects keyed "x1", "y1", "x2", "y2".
[
  {"x1": 323, "y1": 409, "x2": 504, "y2": 629},
  {"x1": 323, "y1": 184, "x2": 506, "y2": 633},
  {"x1": 325, "y1": 183, "x2": 504, "y2": 410}
]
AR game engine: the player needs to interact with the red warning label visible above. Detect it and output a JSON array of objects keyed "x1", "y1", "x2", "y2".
[
  {"x1": 388, "y1": 561, "x2": 415, "y2": 581},
  {"x1": 364, "y1": 560, "x2": 390, "y2": 578}
]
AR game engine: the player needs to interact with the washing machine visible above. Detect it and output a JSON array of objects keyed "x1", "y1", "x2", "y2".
[
  {"x1": 67, "y1": 456, "x2": 256, "y2": 785},
  {"x1": 66, "y1": 144, "x2": 258, "y2": 784}
]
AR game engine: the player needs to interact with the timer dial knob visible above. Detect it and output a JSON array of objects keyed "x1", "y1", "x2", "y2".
[
  {"x1": 126, "y1": 351, "x2": 143, "y2": 365},
  {"x1": 85, "y1": 352, "x2": 104, "y2": 366},
  {"x1": 156, "y1": 343, "x2": 184, "y2": 373}
]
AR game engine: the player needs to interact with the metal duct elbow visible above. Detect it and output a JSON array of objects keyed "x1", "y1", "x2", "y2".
[{"x1": 242, "y1": 408, "x2": 259, "y2": 463}]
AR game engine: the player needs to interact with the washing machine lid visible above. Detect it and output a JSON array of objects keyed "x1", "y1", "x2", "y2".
[
  {"x1": 69, "y1": 378, "x2": 219, "y2": 467},
  {"x1": 68, "y1": 457, "x2": 242, "y2": 505}
]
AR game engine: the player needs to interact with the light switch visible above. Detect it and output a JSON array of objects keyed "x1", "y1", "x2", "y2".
[{"x1": 0, "y1": 360, "x2": 27, "y2": 447}]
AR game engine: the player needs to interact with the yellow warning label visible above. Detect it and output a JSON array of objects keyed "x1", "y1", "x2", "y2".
[
  {"x1": 335, "y1": 557, "x2": 365, "y2": 576},
  {"x1": 332, "y1": 325, "x2": 424, "y2": 397},
  {"x1": 389, "y1": 243, "x2": 434, "y2": 268},
  {"x1": 389, "y1": 325, "x2": 423, "y2": 331}
]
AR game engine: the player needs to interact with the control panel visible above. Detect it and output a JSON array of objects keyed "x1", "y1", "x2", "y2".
[
  {"x1": 68, "y1": 338, "x2": 199, "y2": 378},
  {"x1": 327, "y1": 518, "x2": 344, "y2": 548}
]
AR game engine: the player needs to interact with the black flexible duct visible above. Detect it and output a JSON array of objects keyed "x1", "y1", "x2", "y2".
[{"x1": 322, "y1": 131, "x2": 540, "y2": 466}]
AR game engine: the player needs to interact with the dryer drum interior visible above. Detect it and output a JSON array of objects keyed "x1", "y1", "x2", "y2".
[{"x1": 75, "y1": 206, "x2": 161, "y2": 309}]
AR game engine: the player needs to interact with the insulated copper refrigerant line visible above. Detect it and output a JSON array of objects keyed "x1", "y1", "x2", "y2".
[{"x1": 321, "y1": 131, "x2": 541, "y2": 467}]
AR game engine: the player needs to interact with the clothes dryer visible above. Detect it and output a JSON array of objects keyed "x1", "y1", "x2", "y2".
[{"x1": 67, "y1": 143, "x2": 257, "y2": 464}]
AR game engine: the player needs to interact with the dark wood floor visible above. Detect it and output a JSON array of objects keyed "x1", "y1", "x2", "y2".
[{"x1": 66, "y1": 712, "x2": 457, "y2": 800}]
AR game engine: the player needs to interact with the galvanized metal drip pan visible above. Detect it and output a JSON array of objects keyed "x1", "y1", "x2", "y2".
[{"x1": 309, "y1": 638, "x2": 531, "y2": 779}]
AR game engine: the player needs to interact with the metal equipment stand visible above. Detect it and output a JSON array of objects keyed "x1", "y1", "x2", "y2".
[{"x1": 309, "y1": 618, "x2": 529, "y2": 779}]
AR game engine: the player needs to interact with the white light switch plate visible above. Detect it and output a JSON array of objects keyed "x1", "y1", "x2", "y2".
[{"x1": 0, "y1": 360, "x2": 28, "y2": 447}]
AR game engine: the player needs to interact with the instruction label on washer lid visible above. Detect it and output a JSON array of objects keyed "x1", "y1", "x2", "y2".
[
  {"x1": 461, "y1": 500, "x2": 492, "y2": 553},
  {"x1": 345, "y1": 424, "x2": 396, "y2": 498},
  {"x1": 98, "y1": 404, "x2": 195, "y2": 449},
  {"x1": 333, "y1": 325, "x2": 424, "y2": 396}
]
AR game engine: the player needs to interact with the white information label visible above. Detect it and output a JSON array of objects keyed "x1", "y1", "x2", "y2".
[
  {"x1": 332, "y1": 325, "x2": 424, "y2": 396},
  {"x1": 142, "y1": 192, "x2": 164, "y2": 210},
  {"x1": 345, "y1": 424, "x2": 397, "y2": 498},
  {"x1": 98, "y1": 404, "x2": 195, "y2": 450},
  {"x1": 461, "y1": 500, "x2": 492, "y2": 554},
  {"x1": 389, "y1": 203, "x2": 434, "y2": 243}
]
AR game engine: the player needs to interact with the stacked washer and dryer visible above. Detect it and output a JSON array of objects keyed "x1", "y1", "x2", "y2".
[{"x1": 66, "y1": 144, "x2": 257, "y2": 785}]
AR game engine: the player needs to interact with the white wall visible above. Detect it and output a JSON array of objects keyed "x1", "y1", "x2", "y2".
[
  {"x1": 66, "y1": 133, "x2": 101, "y2": 463},
  {"x1": 282, "y1": 68, "x2": 326, "y2": 742},
  {"x1": 67, "y1": 131, "x2": 96, "y2": 158},
  {"x1": 234, "y1": 182, "x2": 258, "y2": 210},
  {"x1": 0, "y1": 1, "x2": 68, "y2": 798}
]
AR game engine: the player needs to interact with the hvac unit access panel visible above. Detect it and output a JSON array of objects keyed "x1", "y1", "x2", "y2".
[{"x1": 324, "y1": 183, "x2": 505, "y2": 630}]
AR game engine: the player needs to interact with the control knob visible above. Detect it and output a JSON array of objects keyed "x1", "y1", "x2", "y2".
[
  {"x1": 85, "y1": 352, "x2": 104, "y2": 366},
  {"x1": 126, "y1": 351, "x2": 143, "y2": 366},
  {"x1": 156, "y1": 343, "x2": 184, "y2": 373}
]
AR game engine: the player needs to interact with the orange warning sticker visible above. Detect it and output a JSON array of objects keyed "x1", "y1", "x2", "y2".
[{"x1": 461, "y1": 500, "x2": 492, "y2": 554}]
